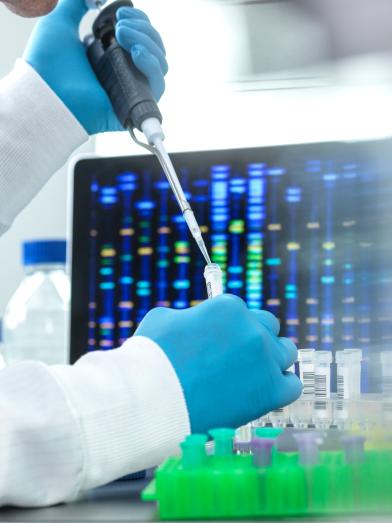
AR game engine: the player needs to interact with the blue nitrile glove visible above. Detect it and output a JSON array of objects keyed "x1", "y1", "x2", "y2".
[
  {"x1": 135, "y1": 295, "x2": 302, "y2": 434},
  {"x1": 24, "y1": 0, "x2": 168, "y2": 135}
]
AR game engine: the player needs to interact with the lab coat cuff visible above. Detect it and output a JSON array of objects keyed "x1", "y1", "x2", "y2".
[{"x1": 50, "y1": 335, "x2": 190, "y2": 493}]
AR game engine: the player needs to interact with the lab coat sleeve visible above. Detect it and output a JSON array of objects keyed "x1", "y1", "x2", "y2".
[
  {"x1": 0, "y1": 60, "x2": 88, "y2": 235},
  {"x1": 0, "y1": 336, "x2": 190, "y2": 507}
]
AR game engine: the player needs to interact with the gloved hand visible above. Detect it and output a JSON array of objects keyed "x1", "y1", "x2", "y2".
[
  {"x1": 24, "y1": 0, "x2": 168, "y2": 135},
  {"x1": 135, "y1": 295, "x2": 302, "y2": 433}
]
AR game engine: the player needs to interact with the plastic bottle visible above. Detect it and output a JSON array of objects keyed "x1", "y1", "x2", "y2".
[
  {"x1": 0, "y1": 318, "x2": 5, "y2": 370},
  {"x1": 3, "y1": 240, "x2": 69, "y2": 365}
]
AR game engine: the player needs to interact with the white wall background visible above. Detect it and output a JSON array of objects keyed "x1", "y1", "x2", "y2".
[{"x1": 0, "y1": 5, "x2": 93, "y2": 316}]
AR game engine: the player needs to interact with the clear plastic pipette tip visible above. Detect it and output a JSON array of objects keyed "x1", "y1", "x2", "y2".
[
  {"x1": 197, "y1": 237, "x2": 211, "y2": 265},
  {"x1": 131, "y1": 120, "x2": 213, "y2": 265}
]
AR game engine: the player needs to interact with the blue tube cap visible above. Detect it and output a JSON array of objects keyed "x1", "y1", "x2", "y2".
[{"x1": 23, "y1": 240, "x2": 67, "y2": 266}]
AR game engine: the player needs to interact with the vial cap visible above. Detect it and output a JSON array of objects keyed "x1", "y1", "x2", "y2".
[
  {"x1": 254, "y1": 427, "x2": 284, "y2": 439},
  {"x1": 314, "y1": 350, "x2": 333, "y2": 365},
  {"x1": 209, "y1": 428, "x2": 235, "y2": 456},
  {"x1": 336, "y1": 349, "x2": 362, "y2": 365},
  {"x1": 293, "y1": 431, "x2": 322, "y2": 466},
  {"x1": 23, "y1": 240, "x2": 66, "y2": 266},
  {"x1": 180, "y1": 434, "x2": 208, "y2": 468},
  {"x1": 343, "y1": 349, "x2": 363, "y2": 361},
  {"x1": 298, "y1": 348, "x2": 315, "y2": 363}
]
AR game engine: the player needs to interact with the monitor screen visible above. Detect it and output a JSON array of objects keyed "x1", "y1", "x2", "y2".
[{"x1": 70, "y1": 142, "x2": 392, "y2": 389}]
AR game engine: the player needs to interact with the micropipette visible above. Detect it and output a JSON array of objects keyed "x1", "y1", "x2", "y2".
[{"x1": 85, "y1": 0, "x2": 211, "y2": 265}]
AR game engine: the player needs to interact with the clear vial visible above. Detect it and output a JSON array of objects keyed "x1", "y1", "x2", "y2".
[
  {"x1": 342, "y1": 349, "x2": 362, "y2": 399},
  {"x1": 298, "y1": 348, "x2": 316, "y2": 398},
  {"x1": 380, "y1": 350, "x2": 392, "y2": 420},
  {"x1": 336, "y1": 350, "x2": 362, "y2": 400},
  {"x1": 3, "y1": 240, "x2": 70, "y2": 365},
  {"x1": 314, "y1": 350, "x2": 333, "y2": 421},
  {"x1": 380, "y1": 350, "x2": 392, "y2": 396},
  {"x1": 204, "y1": 263, "x2": 223, "y2": 298}
]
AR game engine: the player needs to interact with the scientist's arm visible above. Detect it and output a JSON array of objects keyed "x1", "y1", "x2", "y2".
[
  {"x1": 0, "y1": 296, "x2": 301, "y2": 507},
  {"x1": 0, "y1": 336, "x2": 188, "y2": 507},
  {"x1": 0, "y1": 0, "x2": 166, "y2": 235}
]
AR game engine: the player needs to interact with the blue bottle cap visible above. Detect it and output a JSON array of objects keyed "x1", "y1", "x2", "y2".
[{"x1": 22, "y1": 240, "x2": 67, "y2": 266}]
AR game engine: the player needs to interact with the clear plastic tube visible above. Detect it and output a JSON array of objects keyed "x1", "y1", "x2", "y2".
[
  {"x1": 203, "y1": 264, "x2": 223, "y2": 299},
  {"x1": 336, "y1": 349, "x2": 362, "y2": 401},
  {"x1": 335, "y1": 349, "x2": 362, "y2": 423},
  {"x1": 314, "y1": 350, "x2": 333, "y2": 420},
  {"x1": 298, "y1": 348, "x2": 316, "y2": 398},
  {"x1": 381, "y1": 350, "x2": 392, "y2": 396},
  {"x1": 344, "y1": 349, "x2": 362, "y2": 399}
]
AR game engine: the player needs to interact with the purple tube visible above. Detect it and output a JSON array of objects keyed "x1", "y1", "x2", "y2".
[
  {"x1": 251, "y1": 437, "x2": 275, "y2": 467},
  {"x1": 293, "y1": 432, "x2": 321, "y2": 466},
  {"x1": 341, "y1": 434, "x2": 366, "y2": 464}
]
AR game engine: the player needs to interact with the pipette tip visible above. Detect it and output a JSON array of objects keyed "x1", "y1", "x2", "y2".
[{"x1": 197, "y1": 238, "x2": 212, "y2": 265}]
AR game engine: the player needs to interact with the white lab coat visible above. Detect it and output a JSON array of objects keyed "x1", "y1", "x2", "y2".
[{"x1": 0, "y1": 61, "x2": 190, "y2": 507}]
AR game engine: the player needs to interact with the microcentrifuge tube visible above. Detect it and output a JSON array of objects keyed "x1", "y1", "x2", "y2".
[
  {"x1": 380, "y1": 351, "x2": 392, "y2": 396},
  {"x1": 269, "y1": 406, "x2": 289, "y2": 427},
  {"x1": 298, "y1": 349, "x2": 316, "y2": 398},
  {"x1": 204, "y1": 263, "x2": 223, "y2": 298},
  {"x1": 235, "y1": 424, "x2": 252, "y2": 454},
  {"x1": 380, "y1": 351, "x2": 392, "y2": 419},
  {"x1": 293, "y1": 431, "x2": 321, "y2": 466},
  {"x1": 343, "y1": 349, "x2": 362, "y2": 399},
  {"x1": 335, "y1": 350, "x2": 362, "y2": 423},
  {"x1": 341, "y1": 434, "x2": 366, "y2": 464},
  {"x1": 251, "y1": 437, "x2": 275, "y2": 467},
  {"x1": 336, "y1": 350, "x2": 362, "y2": 401},
  {"x1": 314, "y1": 351, "x2": 333, "y2": 421}
]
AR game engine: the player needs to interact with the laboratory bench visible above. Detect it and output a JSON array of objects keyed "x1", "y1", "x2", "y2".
[{"x1": 0, "y1": 480, "x2": 391, "y2": 523}]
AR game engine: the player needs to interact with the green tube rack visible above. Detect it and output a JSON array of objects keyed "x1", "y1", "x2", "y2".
[{"x1": 142, "y1": 428, "x2": 392, "y2": 520}]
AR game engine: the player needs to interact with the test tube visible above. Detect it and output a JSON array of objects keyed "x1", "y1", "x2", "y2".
[
  {"x1": 314, "y1": 351, "x2": 333, "y2": 423},
  {"x1": 293, "y1": 431, "x2": 321, "y2": 466},
  {"x1": 343, "y1": 349, "x2": 362, "y2": 399},
  {"x1": 235, "y1": 423, "x2": 252, "y2": 454},
  {"x1": 380, "y1": 351, "x2": 392, "y2": 421},
  {"x1": 380, "y1": 351, "x2": 392, "y2": 396},
  {"x1": 298, "y1": 349, "x2": 316, "y2": 398},
  {"x1": 341, "y1": 434, "x2": 366, "y2": 464},
  {"x1": 335, "y1": 350, "x2": 362, "y2": 423},
  {"x1": 204, "y1": 263, "x2": 223, "y2": 299},
  {"x1": 269, "y1": 368, "x2": 293, "y2": 425},
  {"x1": 291, "y1": 350, "x2": 316, "y2": 428},
  {"x1": 251, "y1": 437, "x2": 275, "y2": 467},
  {"x1": 269, "y1": 407, "x2": 290, "y2": 427},
  {"x1": 336, "y1": 350, "x2": 362, "y2": 401}
]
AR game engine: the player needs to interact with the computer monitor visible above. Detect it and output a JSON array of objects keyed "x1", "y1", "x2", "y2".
[{"x1": 70, "y1": 141, "x2": 392, "y2": 390}]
